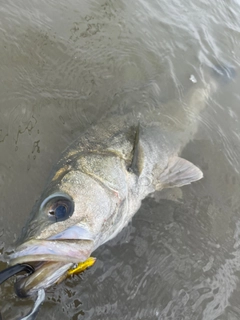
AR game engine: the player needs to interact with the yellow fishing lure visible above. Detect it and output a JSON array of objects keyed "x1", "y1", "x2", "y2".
[{"x1": 67, "y1": 257, "x2": 96, "y2": 276}]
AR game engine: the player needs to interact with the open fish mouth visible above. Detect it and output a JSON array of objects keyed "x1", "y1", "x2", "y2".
[{"x1": 8, "y1": 238, "x2": 94, "y2": 298}]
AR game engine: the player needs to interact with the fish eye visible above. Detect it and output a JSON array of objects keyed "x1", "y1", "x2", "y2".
[
  {"x1": 48, "y1": 198, "x2": 74, "y2": 222},
  {"x1": 41, "y1": 193, "x2": 74, "y2": 222}
]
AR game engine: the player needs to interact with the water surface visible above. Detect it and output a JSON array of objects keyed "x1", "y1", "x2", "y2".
[{"x1": 1, "y1": 0, "x2": 240, "y2": 319}]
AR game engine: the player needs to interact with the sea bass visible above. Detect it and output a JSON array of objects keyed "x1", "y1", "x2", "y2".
[{"x1": 7, "y1": 65, "x2": 233, "y2": 297}]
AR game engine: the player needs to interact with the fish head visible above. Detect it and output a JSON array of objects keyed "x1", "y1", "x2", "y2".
[{"x1": 9, "y1": 152, "x2": 133, "y2": 296}]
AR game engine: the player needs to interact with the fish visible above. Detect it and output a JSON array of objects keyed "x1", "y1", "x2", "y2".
[{"x1": 6, "y1": 65, "x2": 234, "y2": 298}]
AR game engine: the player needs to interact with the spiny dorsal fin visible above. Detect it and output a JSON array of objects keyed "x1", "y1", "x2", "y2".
[{"x1": 129, "y1": 123, "x2": 141, "y2": 175}]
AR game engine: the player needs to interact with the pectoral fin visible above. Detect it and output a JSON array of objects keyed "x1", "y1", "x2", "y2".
[{"x1": 159, "y1": 156, "x2": 203, "y2": 189}]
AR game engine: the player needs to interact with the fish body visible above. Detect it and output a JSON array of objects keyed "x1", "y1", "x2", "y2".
[{"x1": 8, "y1": 65, "x2": 232, "y2": 297}]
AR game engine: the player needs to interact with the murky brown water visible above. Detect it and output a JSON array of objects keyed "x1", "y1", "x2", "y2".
[{"x1": 1, "y1": 0, "x2": 240, "y2": 319}]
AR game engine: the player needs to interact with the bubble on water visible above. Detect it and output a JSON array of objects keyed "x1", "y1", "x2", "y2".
[{"x1": 189, "y1": 74, "x2": 197, "y2": 83}]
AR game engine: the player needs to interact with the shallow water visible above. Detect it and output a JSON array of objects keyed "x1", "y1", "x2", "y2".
[{"x1": 1, "y1": 0, "x2": 240, "y2": 319}]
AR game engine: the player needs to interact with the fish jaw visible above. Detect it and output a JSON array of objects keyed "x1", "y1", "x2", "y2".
[
  {"x1": 9, "y1": 238, "x2": 94, "y2": 297},
  {"x1": 15, "y1": 261, "x2": 74, "y2": 298},
  {"x1": 9, "y1": 239, "x2": 94, "y2": 265},
  {"x1": 14, "y1": 258, "x2": 97, "y2": 298}
]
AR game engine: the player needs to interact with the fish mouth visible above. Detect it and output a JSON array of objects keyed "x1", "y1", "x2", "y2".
[
  {"x1": 10, "y1": 225, "x2": 95, "y2": 265},
  {"x1": 14, "y1": 260, "x2": 74, "y2": 298},
  {"x1": 9, "y1": 239, "x2": 93, "y2": 265},
  {"x1": 9, "y1": 238, "x2": 94, "y2": 298}
]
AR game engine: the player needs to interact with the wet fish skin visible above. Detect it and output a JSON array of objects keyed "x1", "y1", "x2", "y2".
[
  {"x1": 9, "y1": 65, "x2": 233, "y2": 295},
  {"x1": 12, "y1": 121, "x2": 202, "y2": 262}
]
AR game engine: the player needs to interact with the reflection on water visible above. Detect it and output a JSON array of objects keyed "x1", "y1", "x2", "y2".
[{"x1": 1, "y1": 0, "x2": 240, "y2": 319}]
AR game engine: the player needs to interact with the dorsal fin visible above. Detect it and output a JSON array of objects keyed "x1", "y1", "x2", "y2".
[{"x1": 129, "y1": 123, "x2": 141, "y2": 175}]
